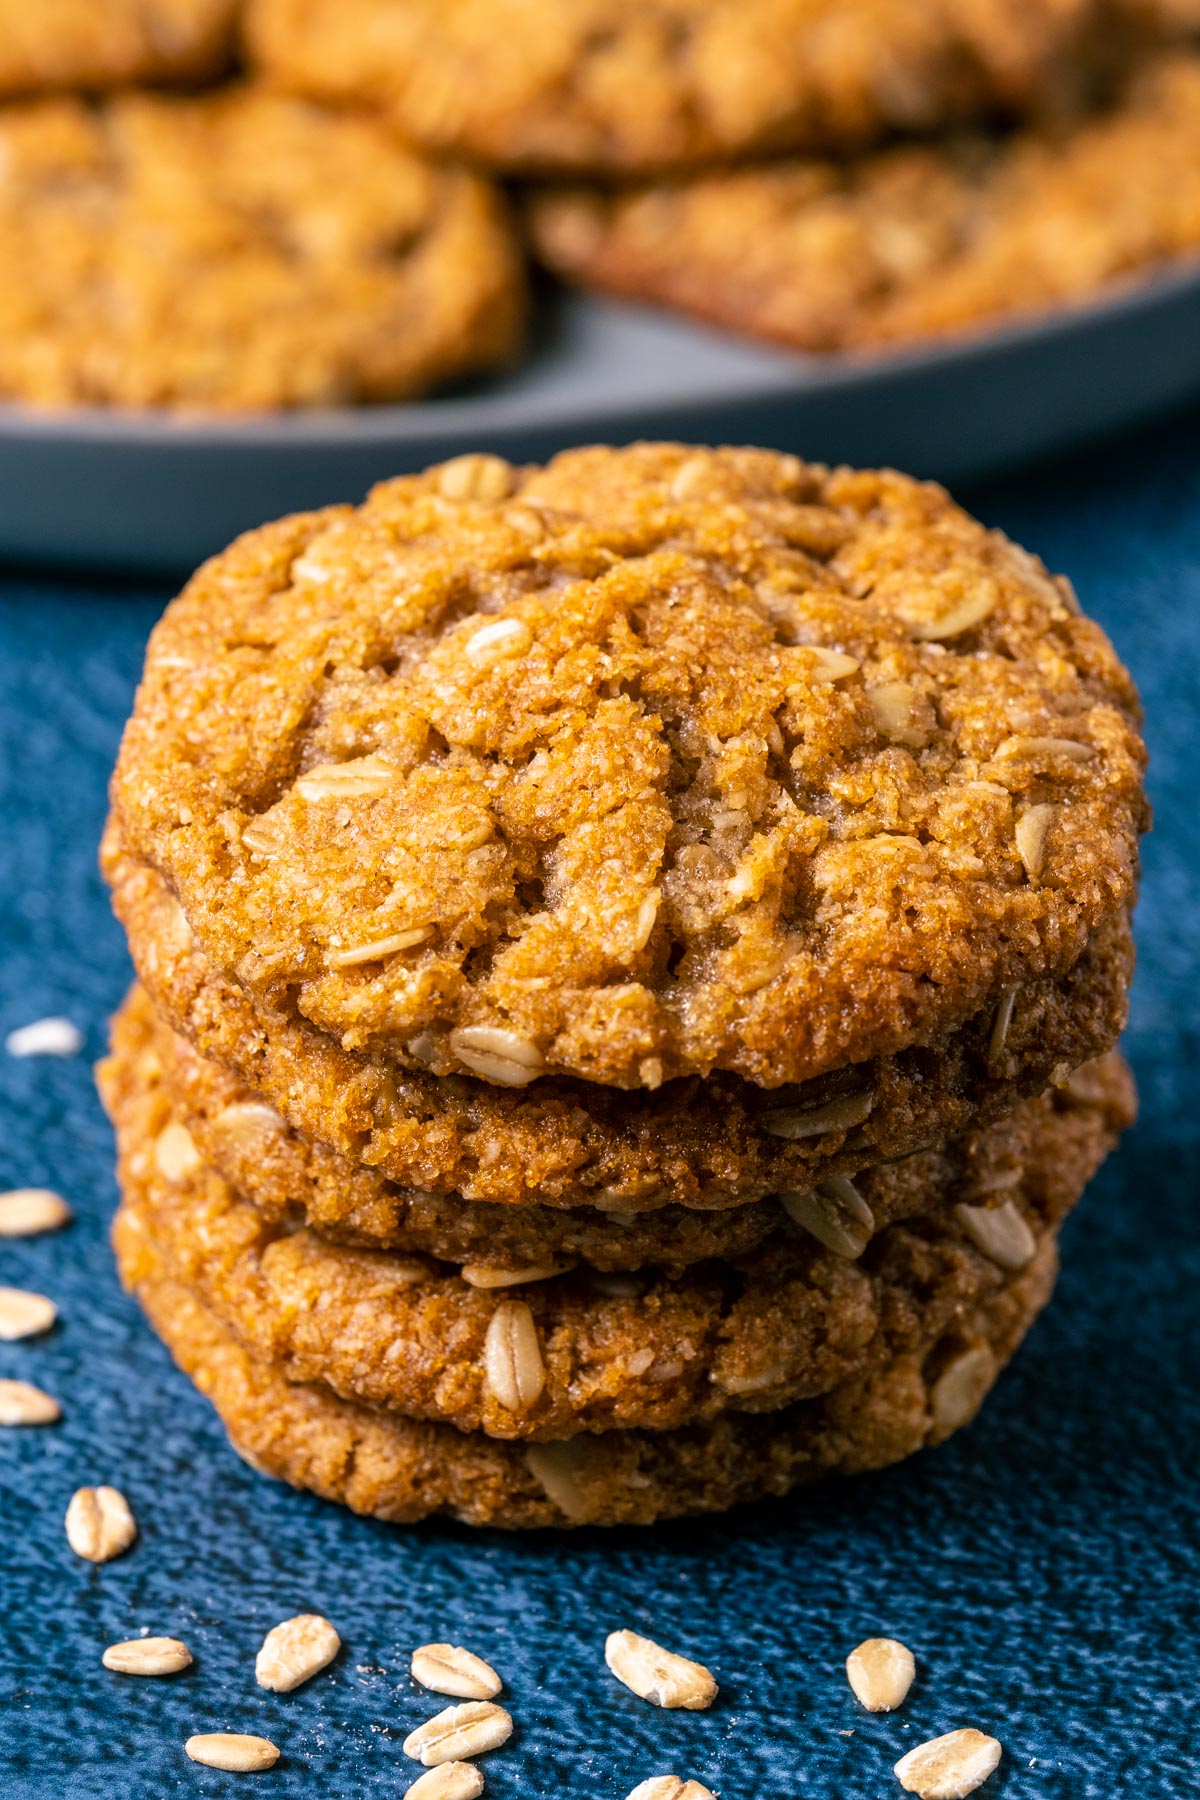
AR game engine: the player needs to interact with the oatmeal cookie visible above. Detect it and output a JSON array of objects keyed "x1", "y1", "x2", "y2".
[
  {"x1": 112, "y1": 984, "x2": 1134, "y2": 1272},
  {"x1": 529, "y1": 52, "x2": 1200, "y2": 355},
  {"x1": 115, "y1": 1218, "x2": 1059, "y2": 1527},
  {"x1": 105, "y1": 834, "x2": 1135, "y2": 1209},
  {"x1": 101, "y1": 1000, "x2": 1115, "y2": 1437},
  {"x1": 0, "y1": 0, "x2": 236, "y2": 93},
  {"x1": 1115, "y1": 0, "x2": 1200, "y2": 28},
  {"x1": 0, "y1": 89, "x2": 524, "y2": 411},
  {"x1": 109, "y1": 444, "x2": 1146, "y2": 1086},
  {"x1": 244, "y1": 0, "x2": 1097, "y2": 175}
]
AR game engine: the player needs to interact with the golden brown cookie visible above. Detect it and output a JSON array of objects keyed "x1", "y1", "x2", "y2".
[
  {"x1": 529, "y1": 52, "x2": 1200, "y2": 355},
  {"x1": 0, "y1": 89, "x2": 525, "y2": 411},
  {"x1": 114, "y1": 1217, "x2": 1060, "y2": 1527},
  {"x1": 244, "y1": 0, "x2": 1098, "y2": 175},
  {"x1": 1115, "y1": 0, "x2": 1200, "y2": 29},
  {"x1": 101, "y1": 999, "x2": 1122, "y2": 1437},
  {"x1": 109, "y1": 444, "x2": 1146, "y2": 1087},
  {"x1": 0, "y1": 0, "x2": 236, "y2": 93},
  {"x1": 105, "y1": 834, "x2": 1135, "y2": 1210},
  {"x1": 110, "y1": 983, "x2": 1135, "y2": 1274}
]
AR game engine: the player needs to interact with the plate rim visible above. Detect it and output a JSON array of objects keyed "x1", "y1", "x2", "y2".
[{"x1": 1, "y1": 258, "x2": 1198, "y2": 449}]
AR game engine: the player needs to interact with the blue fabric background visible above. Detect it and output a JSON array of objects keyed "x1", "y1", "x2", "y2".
[{"x1": 1, "y1": 413, "x2": 1198, "y2": 1799}]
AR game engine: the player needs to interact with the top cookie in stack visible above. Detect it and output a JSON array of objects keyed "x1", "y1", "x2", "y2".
[
  {"x1": 109, "y1": 441, "x2": 1145, "y2": 1102},
  {"x1": 101, "y1": 443, "x2": 1146, "y2": 1527}
]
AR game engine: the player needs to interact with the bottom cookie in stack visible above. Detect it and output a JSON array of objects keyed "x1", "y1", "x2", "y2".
[{"x1": 99, "y1": 988, "x2": 1134, "y2": 1529}]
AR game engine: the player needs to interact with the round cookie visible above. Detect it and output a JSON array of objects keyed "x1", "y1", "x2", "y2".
[
  {"x1": 105, "y1": 832, "x2": 1135, "y2": 1210},
  {"x1": 244, "y1": 0, "x2": 1097, "y2": 175},
  {"x1": 115, "y1": 1222, "x2": 1060, "y2": 1528},
  {"x1": 103, "y1": 1010, "x2": 1108, "y2": 1438},
  {"x1": 0, "y1": 0, "x2": 236, "y2": 93},
  {"x1": 109, "y1": 444, "x2": 1146, "y2": 1086},
  {"x1": 109, "y1": 983, "x2": 1135, "y2": 1273},
  {"x1": 0, "y1": 89, "x2": 525, "y2": 411},
  {"x1": 529, "y1": 52, "x2": 1200, "y2": 356}
]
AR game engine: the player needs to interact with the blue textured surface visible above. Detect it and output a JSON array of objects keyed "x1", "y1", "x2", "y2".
[{"x1": 2, "y1": 417, "x2": 1199, "y2": 1800}]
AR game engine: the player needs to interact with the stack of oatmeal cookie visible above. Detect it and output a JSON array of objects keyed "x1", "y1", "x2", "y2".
[{"x1": 99, "y1": 442, "x2": 1147, "y2": 1528}]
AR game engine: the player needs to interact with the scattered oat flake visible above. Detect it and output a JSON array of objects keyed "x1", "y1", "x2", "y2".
[
  {"x1": 846, "y1": 1637, "x2": 916, "y2": 1712},
  {"x1": 412, "y1": 1644, "x2": 502, "y2": 1700},
  {"x1": 65, "y1": 1486, "x2": 137, "y2": 1562},
  {"x1": 185, "y1": 1733, "x2": 280, "y2": 1772},
  {"x1": 404, "y1": 1763, "x2": 485, "y2": 1800},
  {"x1": 604, "y1": 1630, "x2": 717, "y2": 1710},
  {"x1": 402, "y1": 1702, "x2": 513, "y2": 1766},
  {"x1": 625, "y1": 1782, "x2": 717, "y2": 1800},
  {"x1": 0, "y1": 1189, "x2": 72, "y2": 1236},
  {"x1": 5, "y1": 1017, "x2": 83, "y2": 1057},
  {"x1": 0, "y1": 1288, "x2": 57, "y2": 1340},
  {"x1": 894, "y1": 1728, "x2": 1002, "y2": 1798},
  {"x1": 0, "y1": 1377, "x2": 61, "y2": 1425},
  {"x1": 256, "y1": 1614, "x2": 341, "y2": 1691},
  {"x1": 103, "y1": 1637, "x2": 193, "y2": 1676}
]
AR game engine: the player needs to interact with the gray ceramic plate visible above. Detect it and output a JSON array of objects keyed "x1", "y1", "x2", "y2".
[{"x1": 3, "y1": 264, "x2": 1200, "y2": 575}]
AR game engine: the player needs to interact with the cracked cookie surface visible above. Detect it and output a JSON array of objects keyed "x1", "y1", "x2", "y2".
[
  {"x1": 110, "y1": 444, "x2": 1146, "y2": 1088},
  {"x1": 0, "y1": 88, "x2": 524, "y2": 410}
]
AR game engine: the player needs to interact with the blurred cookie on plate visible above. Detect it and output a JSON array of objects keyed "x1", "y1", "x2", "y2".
[
  {"x1": 0, "y1": 87, "x2": 525, "y2": 409},
  {"x1": 528, "y1": 51, "x2": 1200, "y2": 352},
  {"x1": 245, "y1": 0, "x2": 1100, "y2": 174},
  {"x1": 0, "y1": 0, "x2": 237, "y2": 94}
]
